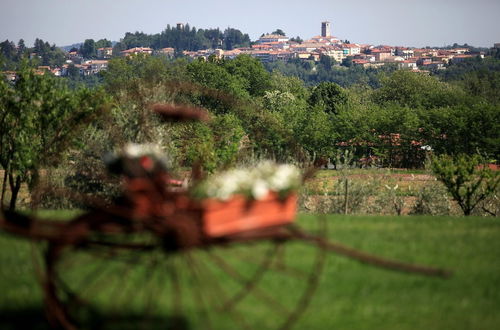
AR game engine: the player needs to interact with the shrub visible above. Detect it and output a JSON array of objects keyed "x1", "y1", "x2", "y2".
[
  {"x1": 410, "y1": 182, "x2": 452, "y2": 216},
  {"x1": 431, "y1": 154, "x2": 500, "y2": 216}
]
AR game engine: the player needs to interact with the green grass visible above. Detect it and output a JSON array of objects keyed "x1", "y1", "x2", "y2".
[
  {"x1": 1, "y1": 214, "x2": 499, "y2": 329},
  {"x1": 296, "y1": 215, "x2": 500, "y2": 330}
]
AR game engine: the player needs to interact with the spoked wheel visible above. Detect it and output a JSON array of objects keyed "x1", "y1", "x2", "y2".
[{"x1": 42, "y1": 216, "x2": 328, "y2": 330}]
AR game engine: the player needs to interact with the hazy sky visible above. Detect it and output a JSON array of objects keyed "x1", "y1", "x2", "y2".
[{"x1": 1, "y1": 0, "x2": 499, "y2": 48}]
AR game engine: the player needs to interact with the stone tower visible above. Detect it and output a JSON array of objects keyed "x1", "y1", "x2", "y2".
[{"x1": 321, "y1": 21, "x2": 331, "y2": 37}]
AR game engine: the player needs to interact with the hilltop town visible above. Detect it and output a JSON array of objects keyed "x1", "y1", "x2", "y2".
[
  {"x1": 2, "y1": 21, "x2": 499, "y2": 79},
  {"x1": 183, "y1": 22, "x2": 494, "y2": 71}
]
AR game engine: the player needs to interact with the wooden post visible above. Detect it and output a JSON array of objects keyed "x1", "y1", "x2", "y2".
[{"x1": 344, "y1": 177, "x2": 349, "y2": 214}]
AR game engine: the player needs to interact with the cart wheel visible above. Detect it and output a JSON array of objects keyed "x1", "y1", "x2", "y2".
[{"x1": 43, "y1": 216, "x2": 328, "y2": 330}]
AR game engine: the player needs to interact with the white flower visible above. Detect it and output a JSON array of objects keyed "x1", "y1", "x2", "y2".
[
  {"x1": 252, "y1": 179, "x2": 269, "y2": 200},
  {"x1": 124, "y1": 143, "x2": 144, "y2": 157},
  {"x1": 195, "y1": 161, "x2": 301, "y2": 200}
]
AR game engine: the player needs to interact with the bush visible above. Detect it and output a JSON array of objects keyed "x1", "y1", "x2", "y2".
[
  {"x1": 410, "y1": 182, "x2": 452, "y2": 216},
  {"x1": 431, "y1": 154, "x2": 500, "y2": 216}
]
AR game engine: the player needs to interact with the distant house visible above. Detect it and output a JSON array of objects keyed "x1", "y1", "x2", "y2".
[
  {"x1": 398, "y1": 60, "x2": 418, "y2": 70},
  {"x1": 342, "y1": 43, "x2": 361, "y2": 56},
  {"x1": 85, "y1": 60, "x2": 109, "y2": 74},
  {"x1": 156, "y1": 47, "x2": 175, "y2": 57},
  {"x1": 352, "y1": 59, "x2": 370, "y2": 67},
  {"x1": 395, "y1": 47, "x2": 414, "y2": 59},
  {"x1": 353, "y1": 53, "x2": 376, "y2": 62},
  {"x1": 252, "y1": 43, "x2": 274, "y2": 51},
  {"x1": 97, "y1": 47, "x2": 113, "y2": 59},
  {"x1": 450, "y1": 54, "x2": 474, "y2": 64},
  {"x1": 74, "y1": 64, "x2": 90, "y2": 76},
  {"x1": 221, "y1": 49, "x2": 242, "y2": 60},
  {"x1": 290, "y1": 42, "x2": 321, "y2": 53},
  {"x1": 309, "y1": 35, "x2": 341, "y2": 45},
  {"x1": 370, "y1": 49, "x2": 392, "y2": 62},
  {"x1": 323, "y1": 46, "x2": 345, "y2": 62},
  {"x1": 413, "y1": 48, "x2": 438, "y2": 57},
  {"x1": 250, "y1": 50, "x2": 271, "y2": 62},
  {"x1": 258, "y1": 34, "x2": 289, "y2": 44},
  {"x1": 120, "y1": 47, "x2": 153, "y2": 56},
  {"x1": 432, "y1": 55, "x2": 452, "y2": 64},
  {"x1": 294, "y1": 52, "x2": 310, "y2": 60},
  {"x1": 67, "y1": 51, "x2": 84, "y2": 64},
  {"x1": 421, "y1": 62, "x2": 445, "y2": 70},
  {"x1": 416, "y1": 57, "x2": 433, "y2": 66},
  {"x1": 268, "y1": 50, "x2": 295, "y2": 62},
  {"x1": 450, "y1": 48, "x2": 469, "y2": 55}
]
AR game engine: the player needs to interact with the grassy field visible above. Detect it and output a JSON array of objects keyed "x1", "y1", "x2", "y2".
[{"x1": 0, "y1": 213, "x2": 499, "y2": 330}]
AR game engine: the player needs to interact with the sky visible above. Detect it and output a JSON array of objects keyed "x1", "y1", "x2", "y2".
[{"x1": 1, "y1": 0, "x2": 499, "y2": 48}]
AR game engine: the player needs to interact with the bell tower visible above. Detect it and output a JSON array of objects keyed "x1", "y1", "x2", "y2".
[{"x1": 321, "y1": 21, "x2": 331, "y2": 37}]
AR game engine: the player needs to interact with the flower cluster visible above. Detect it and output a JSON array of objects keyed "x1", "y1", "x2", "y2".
[{"x1": 193, "y1": 161, "x2": 301, "y2": 201}]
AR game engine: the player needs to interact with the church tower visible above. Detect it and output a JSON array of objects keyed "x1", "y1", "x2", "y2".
[{"x1": 321, "y1": 21, "x2": 331, "y2": 37}]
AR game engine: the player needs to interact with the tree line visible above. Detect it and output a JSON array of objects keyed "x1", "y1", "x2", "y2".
[{"x1": 110, "y1": 25, "x2": 251, "y2": 54}]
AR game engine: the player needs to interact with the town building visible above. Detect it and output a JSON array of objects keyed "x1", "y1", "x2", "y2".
[
  {"x1": 257, "y1": 34, "x2": 289, "y2": 44},
  {"x1": 85, "y1": 60, "x2": 109, "y2": 74},
  {"x1": 342, "y1": 44, "x2": 361, "y2": 56},
  {"x1": 97, "y1": 47, "x2": 113, "y2": 59},
  {"x1": 120, "y1": 47, "x2": 153, "y2": 56},
  {"x1": 156, "y1": 47, "x2": 175, "y2": 57}
]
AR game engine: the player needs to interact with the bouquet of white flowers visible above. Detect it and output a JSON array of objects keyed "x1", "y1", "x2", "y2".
[
  {"x1": 190, "y1": 161, "x2": 301, "y2": 237},
  {"x1": 192, "y1": 161, "x2": 301, "y2": 201}
]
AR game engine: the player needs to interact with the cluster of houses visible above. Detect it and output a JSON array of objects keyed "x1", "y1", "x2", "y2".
[
  {"x1": 46, "y1": 46, "x2": 175, "y2": 77},
  {"x1": 3, "y1": 22, "x2": 497, "y2": 79},
  {"x1": 183, "y1": 22, "x2": 487, "y2": 72}
]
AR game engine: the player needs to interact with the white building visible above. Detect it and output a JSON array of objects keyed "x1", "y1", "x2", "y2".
[{"x1": 258, "y1": 34, "x2": 289, "y2": 44}]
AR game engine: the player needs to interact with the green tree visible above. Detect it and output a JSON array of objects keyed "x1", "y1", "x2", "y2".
[
  {"x1": 0, "y1": 40, "x2": 17, "y2": 69},
  {"x1": 223, "y1": 55, "x2": 272, "y2": 96},
  {"x1": 308, "y1": 82, "x2": 349, "y2": 115},
  {"x1": 431, "y1": 154, "x2": 500, "y2": 216},
  {"x1": 16, "y1": 39, "x2": 26, "y2": 59},
  {"x1": 80, "y1": 39, "x2": 97, "y2": 58},
  {"x1": 95, "y1": 38, "x2": 112, "y2": 49},
  {"x1": 419, "y1": 103, "x2": 500, "y2": 158},
  {"x1": 0, "y1": 64, "x2": 109, "y2": 210},
  {"x1": 373, "y1": 70, "x2": 465, "y2": 109},
  {"x1": 319, "y1": 55, "x2": 335, "y2": 72},
  {"x1": 341, "y1": 57, "x2": 353, "y2": 67},
  {"x1": 222, "y1": 28, "x2": 251, "y2": 50},
  {"x1": 211, "y1": 114, "x2": 245, "y2": 168},
  {"x1": 299, "y1": 105, "x2": 337, "y2": 160},
  {"x1": 269, "y1": 71, "x2": 309, "y2": 100},
  {"x1": 186, "y1": 58, "x2": 248, "y2": 114},
  {"x1": 103, "y1": 54, "x2": 184, "y2": 93}
]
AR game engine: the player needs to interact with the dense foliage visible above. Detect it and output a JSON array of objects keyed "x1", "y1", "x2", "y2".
[
  {"x1": 112, "y1": 25, "x2": 251, "y2": 53},
  {"x1": 264, "y1": 58, "x2": 398, "y2": 87},
  {"x1": 0, "y1": 38, "x2": 66, "y2": 70},
  {"x1": 95, "y1": 54, "x2": 500, "y2": 169},
  {"x1": 0, "y1": 64, "x2": 109, "y2": 210},
  {"x1": 1, "y1": 49, "x2": 500, "y2": 209}
]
